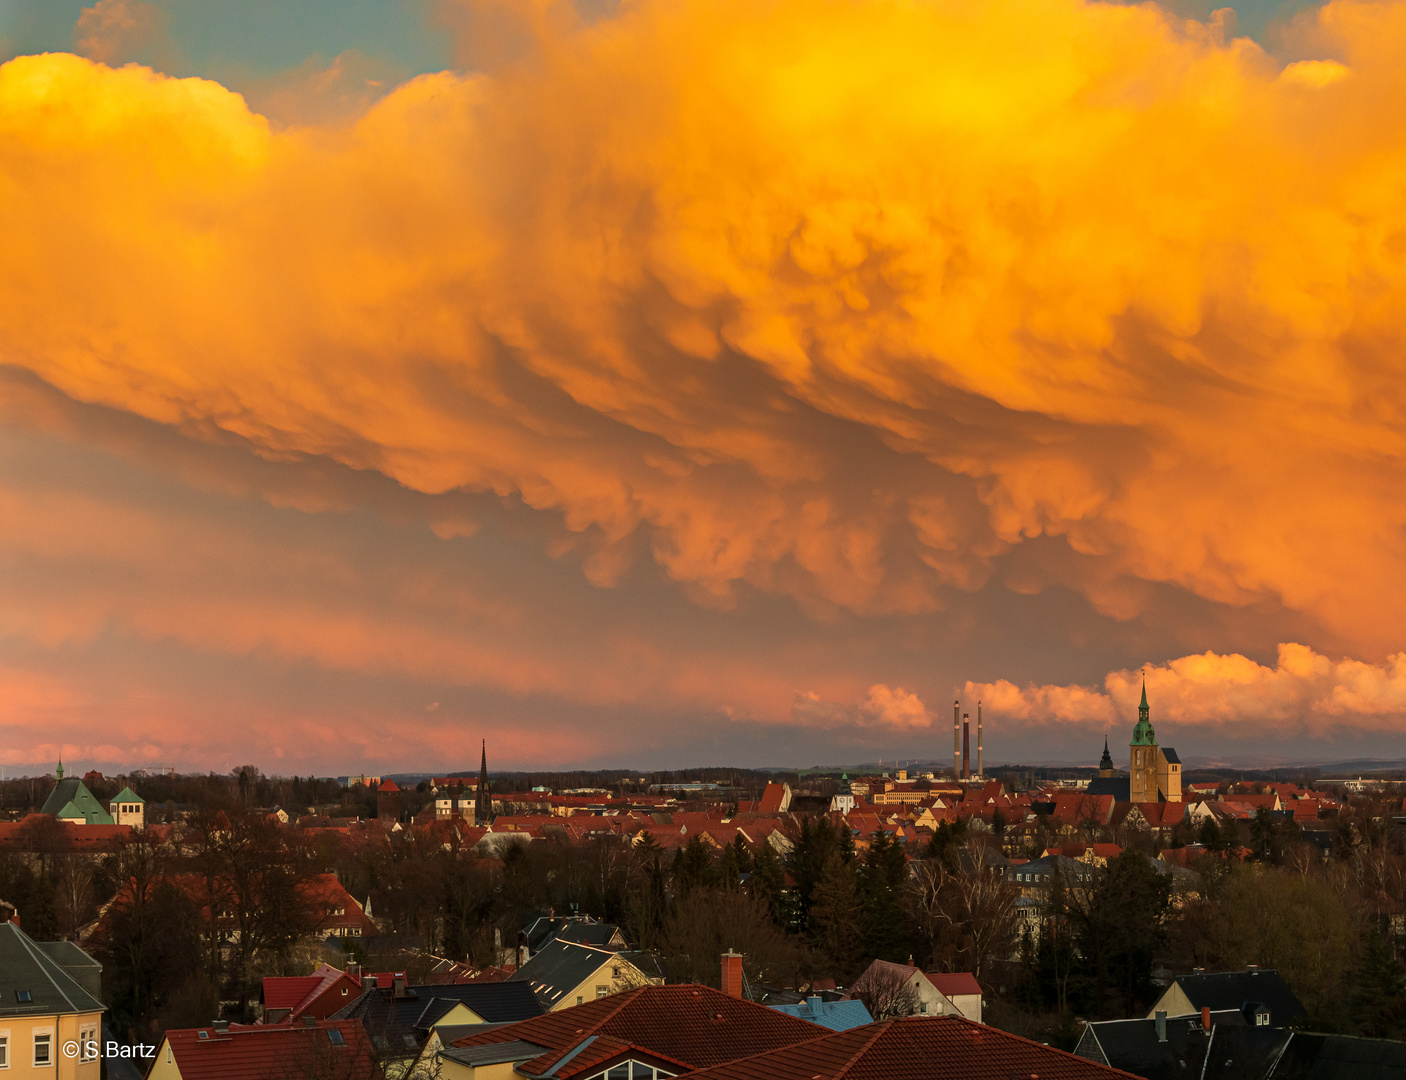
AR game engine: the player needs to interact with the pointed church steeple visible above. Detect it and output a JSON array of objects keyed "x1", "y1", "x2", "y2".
[
  {"x1": 56, "y1": 756, "x2": 63, "y2": 780},
  {"x1": 1131, "y1": 678, "x2": 1156, "y2": 746},
  {"x1": 475, "y1": 740, "x2": 490, "y2": 825},
  {"x1": 1098, "y1": 735, "x2": 1115, "y2": 776}
]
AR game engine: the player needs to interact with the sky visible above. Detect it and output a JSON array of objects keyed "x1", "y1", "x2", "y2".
[{"x1": 3, "y1": 0, "x2": 1406, "y2": 776}]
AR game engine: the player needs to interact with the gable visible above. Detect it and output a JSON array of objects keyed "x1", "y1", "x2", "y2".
[{"x1": 433, "y1": 1001, "x2": 486, "y2": 1027}]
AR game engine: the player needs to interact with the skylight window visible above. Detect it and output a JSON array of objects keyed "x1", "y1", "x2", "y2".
[
  {"x1": 328, "y1": 1030, "x2": 345, "y2": 1046},
  {"x1": 14, "y1": 990, "x2": 31, "y2": 1003}
]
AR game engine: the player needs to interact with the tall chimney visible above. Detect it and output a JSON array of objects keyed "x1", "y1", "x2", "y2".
[
  {"x1": 962, "y1": 714, "x2": 970, "y2": 780},
  {"x1": 1201, "y1": 1006, "x2": 1211, "y2": 1032},
  {"x1": 977, "y1": 701, "x2": 983, "y2": 778},
  {"x1": 1155, "y1": 1011, "x2": 1167, "y2": 1043},
  {"x1": 721, "y1": 951, "x2": 744, "y2": 998},
  {"x1": 953, "y1": 701, "x2": 961, "y2": 779}
]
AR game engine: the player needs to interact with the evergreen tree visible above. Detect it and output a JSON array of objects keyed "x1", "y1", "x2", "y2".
[
  {"x1": 860, "y1": 831, "x2": 908, "y2": 962},
  {"x1": 1352, "y1": 931, "x2": 1406, "y2": 1038},
  {"x1": 674, "y1": 834, "x2": 719, "y2": 897},
  {"x1": 810, "y1": 852, "x2": 863, "y2": 979},
  {"x1": 750, "y1": 841, "x2": 786, "y2": 924}
]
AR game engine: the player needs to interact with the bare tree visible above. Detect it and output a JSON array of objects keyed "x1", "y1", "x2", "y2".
[
  {"x1": 849, "y1": 963, "x2": 922, "y2": 1019},
  {"x1": 906, "y1": 837, "x2": 1019, "y2": 982}
]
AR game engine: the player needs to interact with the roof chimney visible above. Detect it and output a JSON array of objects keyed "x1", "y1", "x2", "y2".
[
  {"x1": 346, "y1": 962, "x2": 360, "y2": 979},
  {"x1": 1155, "y1": 1011, "x2": 1167, "y2": 1043},
  {"x1": 360, "y1": 975, "x2": 377, "y2": 996},
  {"x1": 721, "y1": 951, "x2": 744, "y2": 999},
  {"x1": 807, "y1": 995, "x2": 823, "y2": 1016},
  {"x1": 213, "y1": 1020, "x2": 229, "y2": 1035},
  {"x1": 1246, "y1": 965, "x2": 1258, "y2": 974},
  {"x1": 393, "y1": 973, "x2": 407, "y2": 998},
  {"x1": 1201, "y1": 1006, "x2": 1211, "y2": 1032}
]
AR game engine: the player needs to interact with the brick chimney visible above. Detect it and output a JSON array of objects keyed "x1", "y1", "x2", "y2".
[
  {"x1": 1201, "y1": 1006, "x2": 1211, "y2": 1032},
  {"x1": 392, "y1": 973, "x2": 407, "y2": 998},
  {"x1": 721, "y1": 951, "x2": 743, "y2": 998}
]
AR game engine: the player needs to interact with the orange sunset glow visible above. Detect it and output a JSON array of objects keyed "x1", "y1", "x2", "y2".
[{"x1": 3, "y1": 0, "x2": 1406, "y2": 772}]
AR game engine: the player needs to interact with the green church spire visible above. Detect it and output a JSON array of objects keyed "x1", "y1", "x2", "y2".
[
  {"x1": 1131, "y1": 678, "x2": 1156, "y2": 746},
  {"x1": 56, "y1": 756, "x2": 63, "y2": 780}
]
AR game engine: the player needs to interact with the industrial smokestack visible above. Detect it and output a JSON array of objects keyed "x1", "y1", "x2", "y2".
[
  {"x1": 977, "y1": 701, "x2": 983, "y2": 778},
  {"x1": 962, "y1": 713, "x2": 970, "y2": 779},
  {"x1": 953, "y1": 700, "x2": 961, "y2": 779}
]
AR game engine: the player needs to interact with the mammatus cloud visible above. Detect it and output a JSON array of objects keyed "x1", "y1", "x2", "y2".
[
  {"x1": 0, "y1": 0, "x2": 1405, "y2": 654},
  {"x1": 967, "y1": 643, "x2": 1406, "y2": 736}
]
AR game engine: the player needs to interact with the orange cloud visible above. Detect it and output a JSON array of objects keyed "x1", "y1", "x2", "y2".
[
  {"x1": 966, "y1": 643, "x2": 1406, "y2": 736},
  {"x1": 2, "y1": 0, "x2": 1406, "y2": 675}
]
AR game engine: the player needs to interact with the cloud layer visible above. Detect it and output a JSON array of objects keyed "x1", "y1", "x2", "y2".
[
  {"x1": 3, "y1": 0, "x2": 1406, "y2": 768},
  {"x1": 968, "y1": 643, "x2": 1406, "y2": 740}
]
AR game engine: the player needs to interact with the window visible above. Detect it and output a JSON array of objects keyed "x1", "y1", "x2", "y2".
[
  {"x1": 596, "y1": 985, "x2": 610, "y2": 998},
  {"x1": 328, "y1": 1030, "x2": 345, "y2": 1046},
  {"x1": 0, "y1": 1034, "x2": 8, "y2": 1067},
  {"x1": 33, "y1": 1033, "x2": 52, "y2": 1067},
  {"x1": 576, "y1": 996, "x2": 584, "y2": 1005},
  {"x1": 13, "y1": 992, "x2": 29, "y2": 1004}
]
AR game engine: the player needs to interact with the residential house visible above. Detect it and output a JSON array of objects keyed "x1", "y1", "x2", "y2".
[
  {"x1": 329, "y1": 977, "x2": 543, "y2": 1078},
  {"x1": 926, "y1": 972, "x2": 983, "y2": 1022},
  {"x1": 1147, "y1": 968, "x2": 1306, "y2": 1029},
  {"x1": 1074, "y1": 1009, "x2": 1282, "y2": 1080},
  {"x1": 425, "y1": 984, "x2": 824, "y2": 1080},
  {"x1": 508, "y1": 939, "x2": 663, "y2": 1011},
  {"x1": 260, "y1": 963, "x2": 364, "y2": 1024},
  {"x1": 305, "y1": 874, "x2": 380, "y2": 941},
  {"x1": 682, "y1": 1015, "x2": 1140, "y2": 1080},
  {"x1": 0, "y1": 917, "x2": 104, "y2": 1078},
  {"x1": 147, "y1": 1019, "x2": 380, "y2": 1080},
  {"x1": 847, "y1": 960, "x2": 959, "y2": 1019}
]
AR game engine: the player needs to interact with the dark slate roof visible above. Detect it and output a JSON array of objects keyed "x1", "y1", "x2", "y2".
[
  {"x1": 0, "y1": 921, "x2": 105, "y2": 1018},
  {"x1": 1075, "y1": 1012, "x2": 1257, "y2": 1080},
  {"x1": 556, "y1": 922, "x2": 624, "y2": 949},
  {"x1": 1087, "y1": 777, "x2": 1132, "y2": 800},
  {"x1": 1169, "y1": 970, "x2": 1306, "y2": 1027},
  {"x1": 1265, "y1": 1032, "x2": 1406, "y2": 1079},
  {"x1": 328, "y1": 981, "x2": 542, "y2": 1057},
  {"x1": 508, "y1": 938, "x2": 639, "y2": 1010},
  {"x1": 440, "y1": 1039, "x2": 550, "y2": 1067},
  {"x1": 39, "y1": 778, "x2": 113, "y2": 824},
  {"x1": 1161, "y1": 748, "x2": 1181, "y2": 765},
  {"x1": 33, "y1": 940, "x2": 103, "y2": 1003}
]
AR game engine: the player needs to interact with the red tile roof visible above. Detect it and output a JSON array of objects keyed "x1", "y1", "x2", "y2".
[
  {"x1": 758, "y1": 783, "x2": 789, "y2": 814},
  {"x1": 926, "y1": 972, "x2": 982, "y2": 998},
  {"x1": 449, "y1": 984, "x2": 823, "y2": 1077},
  {"x1": 261, "y1": 975, "x2": 323, "y2": 1012},
  {"x1": 161, "y1": 1020, "x2": 379, "y2": 1080},
  {"x1": 683, "y1": 1015, "x2": 1139, "y2": 1080}
]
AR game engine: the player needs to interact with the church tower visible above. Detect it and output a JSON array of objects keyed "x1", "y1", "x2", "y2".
[
  {"x1": 1129, "y1": 680, "x2": 1157, "y2": 803},
  {"x1": 1098, "y1": 736, "x2": 1115, "y2": 778},
  {"x1": 475, "y1": 740, "x2": 490, "y2": 825}
]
